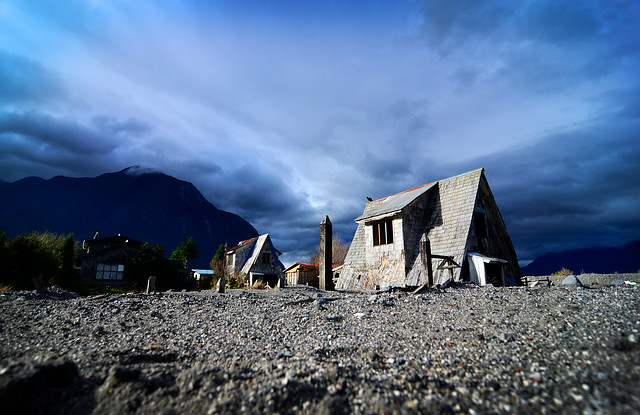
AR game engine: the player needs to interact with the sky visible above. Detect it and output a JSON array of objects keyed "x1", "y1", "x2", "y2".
[{"x1": 1, "y1": 0, "x2": 639, "y2": 266}]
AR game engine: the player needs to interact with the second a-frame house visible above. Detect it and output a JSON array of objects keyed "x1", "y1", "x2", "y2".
[
  {"x1": 226, "y1": 234, "x2": 285, "y2": 288},
  {"x1": 335, "y1": 168, "x2": 521, "y2": 290}
]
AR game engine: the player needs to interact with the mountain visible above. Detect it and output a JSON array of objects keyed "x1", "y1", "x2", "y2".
[
  {"x1": 521, "y1": 240, "x2": 640, "y2": 276},
  {"x1": 0, "y1": 167, "x2": 258, "y2": 268}
]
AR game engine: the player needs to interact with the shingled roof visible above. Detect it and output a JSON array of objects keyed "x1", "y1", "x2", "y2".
[{"x1": 355, "y1": 182, "x2": 436, "y2": 222}]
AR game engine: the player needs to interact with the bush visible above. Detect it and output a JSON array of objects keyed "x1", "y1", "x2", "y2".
[
  {"x1": 0, "y1": 231, "x2": 77, "y2": 290},
  {"x1": 552, "y1": 267, "x2": 574, "y2": 276},
  {"x1": 227, "y1": 274, "x2": 245, "y2": 289}
]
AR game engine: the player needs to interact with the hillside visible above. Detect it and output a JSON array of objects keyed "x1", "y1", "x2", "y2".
[
  {"x1": 0, "y1": 167, "x2": 258, "y2": 268},
  {"x1": 522, "y1": 240, "x2": 640, "y2": 276}
]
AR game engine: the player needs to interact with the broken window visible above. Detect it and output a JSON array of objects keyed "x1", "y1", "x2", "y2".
[
  {"x1": 373, "y1": 219, "x2": 393, "y2": 246},
  {"x1": 474, "y1": 211, "x2": 487, "y2": 240}
]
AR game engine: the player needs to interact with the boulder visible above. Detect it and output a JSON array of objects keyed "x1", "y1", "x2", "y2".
[{"x1": 561, "y1": 275, "x2": 583, "y2": 286}]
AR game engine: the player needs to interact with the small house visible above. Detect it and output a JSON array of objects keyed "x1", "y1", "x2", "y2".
[
  {"x1": 336, "y1": 168, "x2": 521, "y2": 290},
  {"x1": 226, "y1": 234, "x2": 285, "y2": 288},
  {"x1": 78, "y1": 234, "x2": 144, "y2": 286},
  {"x1": 284, "y1": 262, "x2": 319, "y2": 286}
]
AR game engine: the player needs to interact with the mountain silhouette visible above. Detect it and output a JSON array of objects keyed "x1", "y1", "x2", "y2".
[
  {"x1": 0, "y1": 167, "x2": 258, "y2": 268},
  {"x1": 521, "y1": 240, "x2": 640, "y2": 276}
]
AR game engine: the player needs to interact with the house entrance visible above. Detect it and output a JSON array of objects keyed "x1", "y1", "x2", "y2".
[
  {"x1": 485, "y1": 262, "x2": 504, "y2": 287},
  {"x1": 251, "y1": 273, "x2": 279, "y2": 288},
  {"x1": 262, "y1": 274, "x2": 279, "y2": 288},
  {"x1": 468, "y1": 253, "x2": 507, "y2": 286}
]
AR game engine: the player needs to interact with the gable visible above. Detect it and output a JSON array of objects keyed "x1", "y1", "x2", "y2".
[
  {"x1": 239, "y1": 234, "x2": 284, "y2": 275},
  {"x1": 424, "y1": 169, "x2": 482, "y2": 258}
]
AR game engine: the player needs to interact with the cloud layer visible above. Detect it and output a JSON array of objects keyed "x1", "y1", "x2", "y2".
[{"x1": 1, "y1": 0, "x2": 638, "y2": 264}]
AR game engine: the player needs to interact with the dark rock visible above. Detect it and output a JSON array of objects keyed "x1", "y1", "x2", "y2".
[{"x1": 0, "y1": 360, "x2": 82, "y2": 414}]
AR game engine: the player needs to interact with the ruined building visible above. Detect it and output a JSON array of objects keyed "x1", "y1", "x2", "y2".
[
  {"x1": 226, "y1": 234, "x2": 285, "y2": 288},
  {"x1": 335, "y1": 168, "x2": 521, "y2": 290}
]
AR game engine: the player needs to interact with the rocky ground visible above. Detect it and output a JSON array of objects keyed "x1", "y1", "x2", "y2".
[{"x1": 1, "y1": 277, "x2": 639, "y2": 414}]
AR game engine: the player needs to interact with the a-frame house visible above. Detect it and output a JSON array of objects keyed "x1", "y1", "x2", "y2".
[{"x1": 335, "y1": 168, "x2": 521, "y2": 290}]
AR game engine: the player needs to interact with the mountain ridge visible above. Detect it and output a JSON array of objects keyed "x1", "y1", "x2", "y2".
[
  {"x1": 521, "y1": 240, "x2": 640, "y2": 276},
  {"x1": 0, "y1": 167, "x2": 258, "y2": 268}
]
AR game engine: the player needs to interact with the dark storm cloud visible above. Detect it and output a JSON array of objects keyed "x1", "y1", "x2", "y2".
[
  {"x1": 0, "y1": 111, "x2": 114, "y2": 154},
  {"x1": 420, "y1": 0, "x2": 640, "y2": 89},
  {"x1": 212, "y1": 163, "x2": 360, "y2": 264},
  {"x1": 192, "y1": 162, "x2": 321, "y2": 261},
  {"x1": 91, "y1": 115, "x2": 152, "y2": 137},
  {"x1": 0, "y1": 51, "x2": 68, "y2": 105},
  {"x1": 419, "y1": 0, "x2": 515, "y2": 49},
  {"x1": 0, "y1": 110, "x2": 156, "y2": 182},
  {"x1": 454, "y1": 92, "x2": 640, "y2": 260}
]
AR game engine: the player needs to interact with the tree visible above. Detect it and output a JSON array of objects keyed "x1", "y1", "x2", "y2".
[
  {"x1": 310, "y1": 236, "x2": 350, "y2": 266},
  {"x1": 1, "y1": 231, "x2": 66, "y2": 290},
  {"x1": 170, "y1": 236, "x2": 199, "y2": 269},
  {"x1": 209, "y1": 244, "x2": 226, "y2": 277},
  {"x1": 56, "y1": 234, "x2": 76, "y2": 288},
  {"x1": 128, "y1": 242, "x2": 177, "y2": 291}
]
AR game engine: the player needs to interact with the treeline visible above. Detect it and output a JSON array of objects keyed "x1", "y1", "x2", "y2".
[
  {"x1": 0, "y1": 231, "x2": 208, "y2": 292},
  {"x1": 0, "y1": 231, "x2": 79, "y2": 290}
]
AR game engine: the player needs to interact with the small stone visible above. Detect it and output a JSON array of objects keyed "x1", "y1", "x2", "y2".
[{"x1": 529, "y1": 372, "x2": 542, "y2": 381}]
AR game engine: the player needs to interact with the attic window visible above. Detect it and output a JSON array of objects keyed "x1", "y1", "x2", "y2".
[
  {"x1": 262, "y1": 252, "x2": 271, "y2": 264},
  {"x1": 373, "y1": 219, "x2": 393, "y2": 246}
]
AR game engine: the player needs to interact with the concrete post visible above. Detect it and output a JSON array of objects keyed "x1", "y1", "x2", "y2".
[
  {"x1": 146, "y1": 276, "x2": 156, "y2": 294},
  {"x1": 319, "y1": 215, "x2": 334, "y2": 291}
]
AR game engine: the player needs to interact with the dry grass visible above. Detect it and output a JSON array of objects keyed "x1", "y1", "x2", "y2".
[
  {"x1": 0, "y1": 284, "x2": 13, "y2": 292},
  {"x1": 552, "y1": 267, "x2": 574, "y2": 276},
  {"x1": 251, "y1": 280, "x2": 265, "y2": 289}
]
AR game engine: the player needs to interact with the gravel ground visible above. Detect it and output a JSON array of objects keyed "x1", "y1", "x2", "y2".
[{"x1": 1, "y1": 278, "x2": 639, "y2": 414}]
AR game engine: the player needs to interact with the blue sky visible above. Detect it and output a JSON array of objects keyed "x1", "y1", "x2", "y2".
[{"x1": 1, "y1": 0, "x2": 639, "y2": 266}]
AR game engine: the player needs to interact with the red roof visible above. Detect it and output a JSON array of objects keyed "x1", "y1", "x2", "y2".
[{"x1": 226, "y1": 236, "x2": 259, "y2": 253}]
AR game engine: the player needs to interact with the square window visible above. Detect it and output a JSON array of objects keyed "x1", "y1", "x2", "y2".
[{"x1": 372, "y1": 219, "x2": 393, "y2": 246}]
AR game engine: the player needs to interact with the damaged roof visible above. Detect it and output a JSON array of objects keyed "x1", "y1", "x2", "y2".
[
  {"x1": 227, "y1": 236, "x2": 259, "y2": 253},
  {"x1": 355, "y1": 182, "x2": 436, "y2": 222}
]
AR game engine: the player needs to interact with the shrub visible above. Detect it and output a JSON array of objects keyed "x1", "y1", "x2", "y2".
[
  {"x1": 552, "y1": 267, "x2": 574, "y2": 276},
  {"x1": 227, "y1": 274, "x2": 245, "y2": 289},
  {"x1": 0, "y1": 231, "x2": 75, "y2": 290}
]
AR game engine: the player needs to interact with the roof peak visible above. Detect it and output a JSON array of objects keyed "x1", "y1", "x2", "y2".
[
  {"x1": 356, "y1": 168, "x2": 484, "y2": 222},
  {"x1": 367, "y1": 168, "x2": 484, "y2": 204}
]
